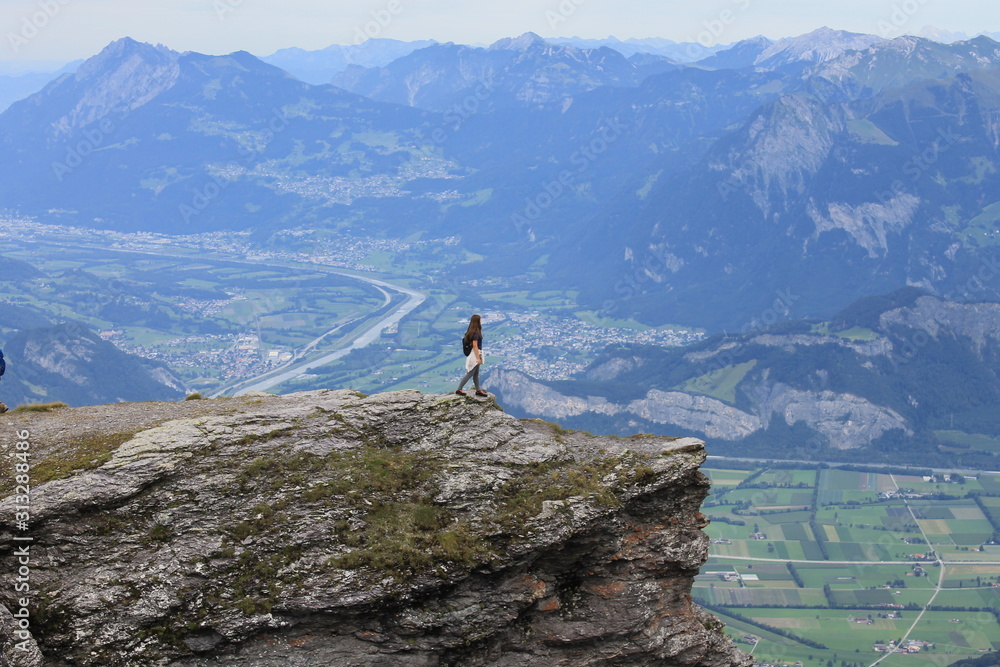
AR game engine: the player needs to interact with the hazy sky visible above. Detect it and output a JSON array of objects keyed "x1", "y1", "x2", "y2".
[{"x1": 2, "y1": 0, "x2": 998, "y2": 63}]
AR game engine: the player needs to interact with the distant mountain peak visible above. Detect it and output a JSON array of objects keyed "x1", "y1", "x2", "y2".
[
  {"x1": 696, "y1": 35, "x2": 774, "y2": 69},
  {"x1": 27, "y1": 38, "x2": 184, "y2": 136},
  {"x1": 755, "y1": 27, "x2": 885, "y2": 69},
  {"x1": 873, "y1": 34, "x2": 924, "y2": 55},
  {"x1": 545, "y1": 36, "x2": 728, "y2": 61},
  {"x1": 812, "y1": 31, "x2": 1000, "y2": 88},
  {"x1": 808, "y1": 26, "x2": 845, "y2": 37},
  {"x1": 911, "y1": 26, "x2": 971, "y2": 43},
  {"x1": 81, "y1": 37, "x2": 177, "y2": 67},
  {"x1": 35, "y1": 38, "x2": 187, "y2": 130},
  {"x1": 962, "y1": 33, "x2": 1000, "y2": 47},
  {"x1": 73, "y1": 37, "x2": 178, "y2": 83},
  {"x1": 329, "y1": 30, "x2": 675, "y2": 111},
  {"x1": 490, "y1": 32, "x2": 548, "y2": 51},
  {"x1": 260, "y1": 39, "x2": 438, "y2": 85}
]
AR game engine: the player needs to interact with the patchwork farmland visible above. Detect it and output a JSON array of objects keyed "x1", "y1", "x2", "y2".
[{"x1": 698, "y1": 465, "x2": 1000, "y2": 667}]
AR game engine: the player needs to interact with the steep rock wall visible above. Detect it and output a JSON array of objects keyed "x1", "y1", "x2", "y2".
[{"x1": 0, "y1": 390, "x2": 749, "y2": 667}]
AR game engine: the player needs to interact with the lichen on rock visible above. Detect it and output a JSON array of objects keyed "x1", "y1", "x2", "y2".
[{"x1": 0, "y1": 389, "x2": 750, "y2": 666}]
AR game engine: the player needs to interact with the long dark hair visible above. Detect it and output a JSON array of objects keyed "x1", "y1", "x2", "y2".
[{"x1": 464, "y1": 314, "x2": 482, "y2": 342}]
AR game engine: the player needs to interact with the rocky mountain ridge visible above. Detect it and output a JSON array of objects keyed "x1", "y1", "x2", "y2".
[
  {"x1": 569, "y1": 35, "x2": 1000, "y2": 327},
  {"x1": 0, "y1": 389, "x2": 749, "y2": 666},
  {"x1": 329, "y1": 32, "x2": 679, "y2": 111},
  {"x1": 260, "y1": 39, "x2": 438, "y2": 85},
  {"x1": 753, "y1": 27, "x2": 885, "y2": 70}
]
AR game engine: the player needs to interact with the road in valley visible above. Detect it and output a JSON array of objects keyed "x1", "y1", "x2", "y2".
[
  {"x1": 865, "y1": 475, "x2": 948, "y2": 667},
  {"x1": 214, "y1": 272, "x2": 425, "y2": 396},
  {"x1": 706, "y1": 455, "x2": 1000, "y2": 476},
  {"x1": 707, "y1": 555, "x2": 1000, "y2": 566}
]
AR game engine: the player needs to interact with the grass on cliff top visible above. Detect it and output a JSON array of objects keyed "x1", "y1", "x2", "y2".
[
  {"x1": 12, "y1": 401, "x2": 69, "y2": 413},
  {"x1": 494, "y1": 451, "x2": 659, "y2": 527},
  {"x1": 98, "y1": 442, "x2": 671, "y2": 629},
  {"x1": 329, "y1": 501, "x2": 493, "y2": 580},
  {"x1": 322, "y1": 448, "x2": 659, "y2": 582},
  {"x1": 231, "y1": 443, "x2": 439, "y2": 495},
  {"x1": 211, "y1": 442, "x2": 664, "y2": 602},
  {"x1": 0, "y1": 430, "x2": 138, "y2": 498},
  {"x1": 220, "y1": 444, "x2": 474, "y2": 587}
]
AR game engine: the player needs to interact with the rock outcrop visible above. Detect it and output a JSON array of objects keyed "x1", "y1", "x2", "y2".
[
  {"x1": 0, "y1": 390, "x2": 749, "y2": 666},
  {"x1": 493, "y1": 367, "x2": 907, "y2": 449}
]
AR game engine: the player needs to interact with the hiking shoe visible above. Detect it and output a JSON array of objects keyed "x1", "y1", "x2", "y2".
[
  {"x1": 475, "y1": 390, "x2": 488, "y2": 397},
  {"x1": 455, "y1": 389, "x2": 466, "y2": 396}
]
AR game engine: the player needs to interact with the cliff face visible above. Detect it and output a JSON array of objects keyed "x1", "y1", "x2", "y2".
[{"x1": 0, "y1": 390, "x2": 749, "y2": 667}]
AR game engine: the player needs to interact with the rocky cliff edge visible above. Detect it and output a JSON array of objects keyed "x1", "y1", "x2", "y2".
[{"x1": 0, "y1": 389, "x2": 750, "y2": 666}]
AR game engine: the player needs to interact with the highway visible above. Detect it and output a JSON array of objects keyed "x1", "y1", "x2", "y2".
[
  {"x1": 708, "y1": 555, "x2": 1000, "y2": 566},
  {"x1": 706, "y1": 455, "x2": 1000, "y2": 476}
]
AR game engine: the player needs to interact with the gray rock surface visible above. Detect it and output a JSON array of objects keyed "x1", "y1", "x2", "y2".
[
  {"x1": 1, "y1": 602, "x2": 44, "y2": 666},
  {"x1": 0, "y1": 390, "x2": 749, "y2": 666},
  {"x1": 753, "y1": 383, "x2": 910, "y2": 448},
  {"x1": 494, "y1": 368, "x2": 906, "y2": 448},
  {"x1": 880, "y1": 296, "x2": 1000, "y2": 352},
  {"x1": 626, "y1": 390, "x2": 762, "y2": 440}
]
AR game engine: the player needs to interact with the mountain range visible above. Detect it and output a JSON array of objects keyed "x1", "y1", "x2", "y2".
[
  {"x1": 329, "y1": 32, "x2": 684, "y2": 111},
  {"x1": 260, "y1": 38, "x2": 438, "y2": 85},
  {"x1": 558, "y1": 32, "x2": 1000, "y2": 328},
  {"x1": 546, "y1": 35, "x2": 728, "y2": 61},
  {"x1": 0, "y1": 29, "x2": 998, "y2": 333}
]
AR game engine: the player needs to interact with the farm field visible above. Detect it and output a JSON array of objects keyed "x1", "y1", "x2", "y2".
[{"x1": 697, "y1": 463, "x2": 1000, "y2": 667}]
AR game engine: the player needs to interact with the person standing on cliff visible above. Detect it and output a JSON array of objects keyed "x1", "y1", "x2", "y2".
[
  {"x1": 0, "y1": 347, "x2": 6, "y2": 413},
  {"x1": 456, "y1": 314, "x2": 488, "y2": 397}
]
